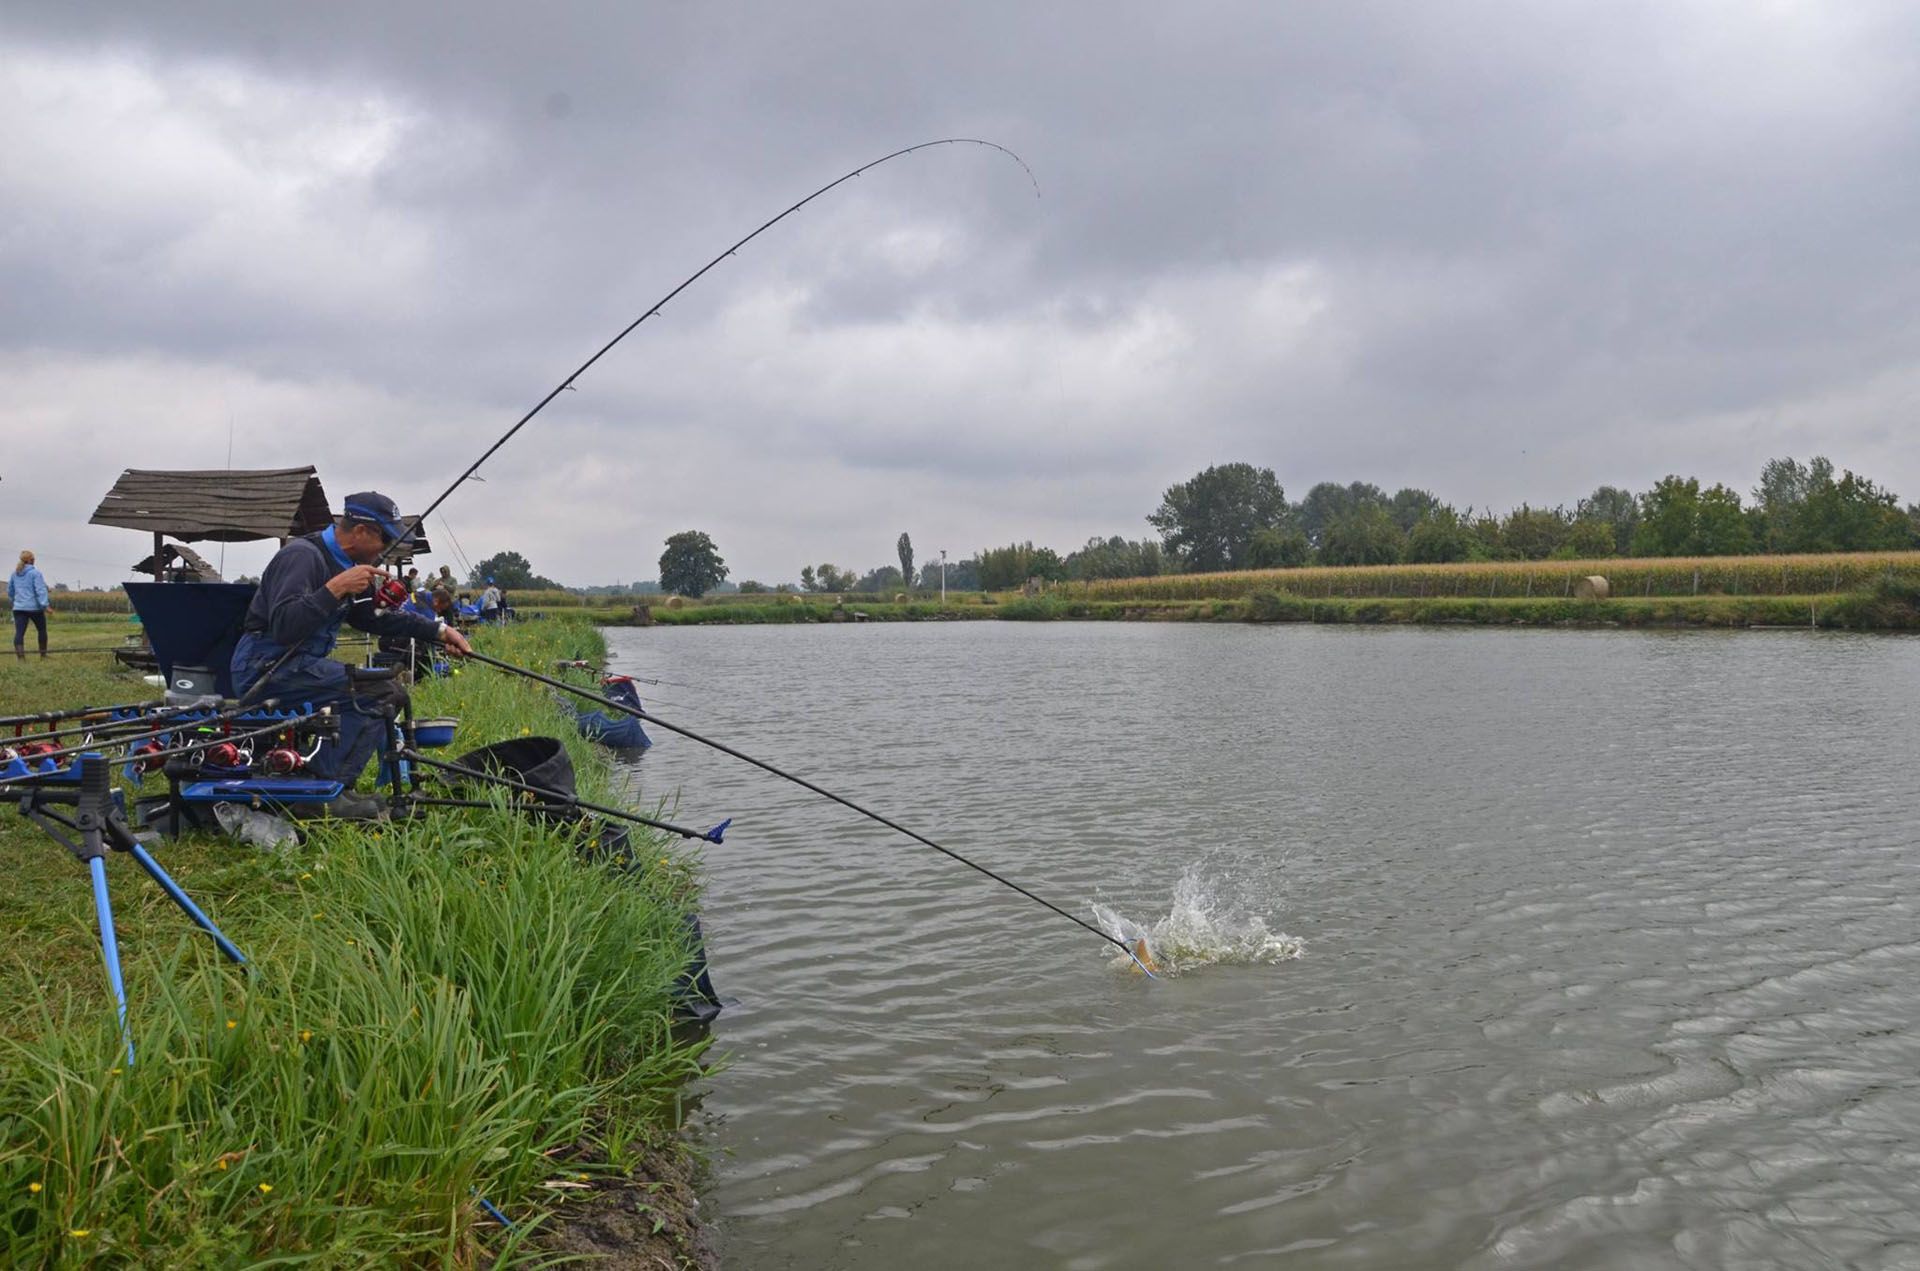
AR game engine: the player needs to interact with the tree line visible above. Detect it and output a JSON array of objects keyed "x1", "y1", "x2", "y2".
[
  {"x1": 480, "y1": 455, "x2": 1920, "y2": 600},
  {"x1": 1115, "y1": 456, "x2": 1919, "y2": 578}
]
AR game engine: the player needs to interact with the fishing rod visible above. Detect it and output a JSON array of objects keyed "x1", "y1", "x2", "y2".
[
  {"x1": 0, "y1": 707, "x2": 313, "y2": 786},
  {"x1": 400, "y1": 749, "x2": 730, "y2": 844},
  {"x1": 458, "y1": 647, "x2": 1158, "y2": 976},
  {"x1": 0, "y1": 699, "x2": 165, "y2": 728},
  {"x1": 389, "y1": 138, "x2": 1034, "y2": 554},
  {"x1": 242, "y1": 139, "x2": 1033, "y2": 707},
  {"x1": 4, "y1": 697, "x2": 299, "y2": 749},
  {"x1": 555, "y1": 660, "x2": 697, "y2": 691}
]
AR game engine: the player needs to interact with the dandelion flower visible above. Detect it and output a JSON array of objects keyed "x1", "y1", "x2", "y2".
[{"x1": 28, "y1": 1181, "x2": 42, "y2": 1193}]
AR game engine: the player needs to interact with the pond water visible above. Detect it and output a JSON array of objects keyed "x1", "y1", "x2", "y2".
[{"x1": 604, "y1": 622, "x2": 1920, "y2": 1270}]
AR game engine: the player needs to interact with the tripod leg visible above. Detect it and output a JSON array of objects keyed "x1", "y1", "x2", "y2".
[
  {"x1": 89, "y1": 858, "x2": 136, "y2": 1066},
  {"x1": 126, "y1": 845, "x2": 248, "y2": 966}
]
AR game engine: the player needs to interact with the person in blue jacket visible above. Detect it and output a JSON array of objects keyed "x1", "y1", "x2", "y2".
[
  {"x1": 230, "y1": 491, "x2": 472, "y2": 817},
  {"x1": 9, "y1": 549, "x2": 50, "y2": 659}
]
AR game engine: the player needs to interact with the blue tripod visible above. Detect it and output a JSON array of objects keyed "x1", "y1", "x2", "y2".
[{"x1": 14, "y1": 754, "x2": 248, "y2": 1065}]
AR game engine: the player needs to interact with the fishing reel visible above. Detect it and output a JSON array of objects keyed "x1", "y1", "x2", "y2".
[
  {"x1": 373, "y1": 577, "x2": 412, "y2": 610},
  {"x1": 259, "y1": 746, "x2": 307, "y2": 775},
  {"x1": 127, "y1": 738, "x2": 168, "y2": 775},
  {"x1": 200, "y1": 740, "x2": 249, "y2": 771}
]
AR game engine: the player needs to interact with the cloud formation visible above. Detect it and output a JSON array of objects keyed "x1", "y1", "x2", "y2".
[{"x1": 4, "y1": 2, "x2": 1918, "y2": 587}]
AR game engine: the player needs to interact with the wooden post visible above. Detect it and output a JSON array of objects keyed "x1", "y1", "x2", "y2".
[{"x1": 152, "y1": 533, "x2": 165, "y2": 581}]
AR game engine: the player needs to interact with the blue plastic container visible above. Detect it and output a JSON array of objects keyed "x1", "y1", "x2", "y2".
[{"x1": 414, "y1": 718, "x2": 459, "y2": 748}]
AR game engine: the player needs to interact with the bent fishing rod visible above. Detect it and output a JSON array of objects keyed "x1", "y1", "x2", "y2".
[
  {"x1": 241, "y1": 139, "x2": 1034, "y2": 707},
  {"x1": 458, "y1": 647, "x2": 1158, "y2": 977}
]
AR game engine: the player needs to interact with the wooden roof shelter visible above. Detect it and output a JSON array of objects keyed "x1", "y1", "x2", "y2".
[
  {"x1": 90, "y1": 466, "x2": 429, "y2": 581},
  {"x1": 91, "y1": 466, "x2": 334, "y2": 543}
]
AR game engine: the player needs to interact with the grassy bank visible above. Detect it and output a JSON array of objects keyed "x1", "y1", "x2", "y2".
[
  {"x1": 0, "y1": 620, "x2": 711, "y2": 1265},
  {"x1": 988, "y1": 586, "x2": 1920, "y2": 629},
  {"x1": 1062, "y1": 550, "x2": 1920, "y2": 603}
]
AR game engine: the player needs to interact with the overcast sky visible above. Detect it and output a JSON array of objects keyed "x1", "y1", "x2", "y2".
[{"x1": 5, "y1": 2, "x2": 1918, "y2": 588}]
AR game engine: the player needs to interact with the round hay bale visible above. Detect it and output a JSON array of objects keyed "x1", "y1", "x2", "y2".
[
  {"x1": 893, "y1": 593, "x2": 909, "y2": 604},
  {"x1": 664, "y1": 595, "x2": 686, "y2": 609},
  {"x1": 1574, "y1": 575, "x2": 1610, "y2": 601}
]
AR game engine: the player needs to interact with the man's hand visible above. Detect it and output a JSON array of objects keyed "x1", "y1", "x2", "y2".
[
  {"x1": 438, "y1": 625, "x2": 474, "y2": 657},
  {"x1": 326, "y1": 564, "x2": 389, "y2": 600}
]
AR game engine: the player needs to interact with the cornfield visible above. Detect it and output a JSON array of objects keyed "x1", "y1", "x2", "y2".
[{"x1": 1062, "y1": 551, "x2": 1920, "y2": 602}]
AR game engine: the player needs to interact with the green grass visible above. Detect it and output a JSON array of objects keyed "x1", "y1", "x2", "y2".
[{"x1": 0, "y1": 618, "x2": 709, "y2": 1264}]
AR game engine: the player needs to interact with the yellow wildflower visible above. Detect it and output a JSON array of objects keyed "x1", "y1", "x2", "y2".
[
  {"x1": 216, "y1": 1160, "x2": 228, "y2": 1171},
  {"x1": 28, "y1": 1181, "x2": 41, "y2": 1193},
  {"x1": 299, "y1": 1029, "x2": 313, "y2": 1043},
  {"x1": 259, "y1": 1183, "x2": 273, "y2": 1194},
  {"x1": 225, "y1": 1019, "x2": 237, "y2": 1030},
  {"x1": 69, "y1": 1229, "x2": 89, "y2": 1238}
]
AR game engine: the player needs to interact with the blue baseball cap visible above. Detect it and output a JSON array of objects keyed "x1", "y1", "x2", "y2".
[{"x1": 342, "y1": 491, "x2": 421, "y2": 548}]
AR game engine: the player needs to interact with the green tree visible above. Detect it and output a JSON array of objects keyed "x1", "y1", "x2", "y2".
[
  {"x1": 1063, "y1": 536, "x2": 1169, "y2": 581},
  {"x1": 1147, "y1": 463, "x2": 1291, "y2": 572},
  {"x1": 1795, "y1": 466, "x2": 1908, "y2": 551},
  {"x1": 738, "y1": 580, "x2": 769, "y2": 593},
  {"x1": 1575, "y1": 486, "x2": 1639, "y2": 555},
  {"x1": 896, "y1": 533, "x2": 914, "y2": 593},
  {"x1": 1247, "y1": 527, "x2": 1310, "y2": 568},
  {"x1": 1319, "y1": 504, "x2": 1403, "y2": 566},
  {"x1": 1500, "y1": 504, "x2": 1571, "y2": 560},
  {"x1": 466, "y1": 550, "x2": 558, "y2": 590},
  {"x1": 1632, "y1": 477, "x2": 1702, "y2": 556},
  {"x1": 1752, "y1": 457, "x2": 1821, "y2": 550},
  {"x1": 1557, "y1": 518, "x2": 1619, "y2": 560},
  {"x1": 1632, "y1": 477, "x2": 1753, "y2": 556},
  {"x1": 657, "y1": 530, "x2": 728, "y2": 597},
  {"x1": 1388, "y1": 488, "x2": 1441, "y2": 532},
  {"x1": 855, "y1": 565, "x2": 904, "y2": 592},
  {"x1": 1404, "y1": 507, "x2": 1473, "y2": 563},
  {"x1": 1298, "y1": 481, "x2": 1388, "y2": 549},
  {"x1": 799, "y1": 565, "x2": 817, "y2": 592},
  {"x1": 977, "y1": 542, "x2": 1065, "y2": 590},
  {"x1": 1694, "y1": 483, "x2": 1754, "y2": 555},
  {"x1": 921, "y1": 556, "x2": 980, "y2": 590}
]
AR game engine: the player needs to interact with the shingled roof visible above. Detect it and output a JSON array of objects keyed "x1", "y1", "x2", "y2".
[{"x1": 91, "y1": 466, "x2": 334, "y2": 543}]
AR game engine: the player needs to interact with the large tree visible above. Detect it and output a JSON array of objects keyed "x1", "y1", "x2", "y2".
[
  {"x1": 1298, "y1": 481, "x2": 1389, "y2": 549},
  {"x1": 1319, "y1": 504, "x2": 1404, "y2": 566},
  {"x1": 658, "y1": 530, "x2": 728, "y2": 597},
  {"x1": 896, "y1": 533, "x2": 914, "y2": 593},
  {"x1": 1576, "y1": 486, "x2": 1640, "y2": 555},
  {"x1": 465, "y1": 550, "x2": 558, "y2": 590},
  {"x1": 1148, "y1": 463, "x2": 1290, "y2": 572},
  {"x1": 977, "y1": 542, "x2": 1064, "y2": 591}
]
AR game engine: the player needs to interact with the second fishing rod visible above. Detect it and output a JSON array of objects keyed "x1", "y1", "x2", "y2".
[{"x1": 455, "y1": 646, "x2": 1159, "y2": 976}]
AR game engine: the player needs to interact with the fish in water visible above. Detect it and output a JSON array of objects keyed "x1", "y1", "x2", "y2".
[{"x1": 1128, "y1": 937, "x2": 1161, "y2": 976}]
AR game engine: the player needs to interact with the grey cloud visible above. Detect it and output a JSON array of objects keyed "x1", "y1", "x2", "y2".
[{"x1": 4, "y1": 1, "x2": 1920, "y2": 586}]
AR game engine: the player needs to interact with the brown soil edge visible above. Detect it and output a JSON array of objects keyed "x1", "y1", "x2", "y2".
[{"x1": 534, "y1": 1135, "x2": 719, "y2": 1270}]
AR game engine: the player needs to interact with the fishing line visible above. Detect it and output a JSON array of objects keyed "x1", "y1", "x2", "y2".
[
  {"x1": 459, "y1": 647, "x2": 1157, "y2": 976},
  {"x1": 244, "y1": 139, "x2": 1033, "y2": 707},
  {"x1": 437, "y1": 513, "x2": 475, "y2": 581}
]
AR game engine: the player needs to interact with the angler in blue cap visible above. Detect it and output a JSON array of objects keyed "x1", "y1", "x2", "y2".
[{"x1": 231, "y1": 491, "x2": 472, "y2": 818}]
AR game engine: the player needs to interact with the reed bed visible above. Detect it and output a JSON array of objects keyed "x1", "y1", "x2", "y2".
[{"x1": 1061, "y1": 551, "x2": 1920, "y2": 603}]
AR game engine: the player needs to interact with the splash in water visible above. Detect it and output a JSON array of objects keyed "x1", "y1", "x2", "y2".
[{"x1": 1093, "y1": 864, "x2": 1304, "y2": 975}]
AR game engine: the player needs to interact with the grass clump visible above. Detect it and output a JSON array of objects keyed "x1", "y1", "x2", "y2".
[{"x1": 0, "y1": 618, "x2": 710, "y2": 1264}]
